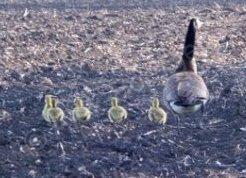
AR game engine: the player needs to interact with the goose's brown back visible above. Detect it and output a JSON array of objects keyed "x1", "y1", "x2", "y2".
[{"x1": 163, "y1": 72, "x2": 209, "y2": 105}]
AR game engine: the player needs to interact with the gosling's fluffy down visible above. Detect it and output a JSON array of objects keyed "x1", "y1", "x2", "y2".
[
  {"x1": 42, "y1": 95, "x2": 54, "y2": 122},
  {"x1": 108, "y1": 97, "x2": 127, "y2": 123},
  {"x1": 148, "y1": 98, "x2": 167, "y2": 124},
  {"x1": 47, "y1": 98, "x2": 64, "y2": 124},
  {"x1": 72, "y1": 97, "x2": 91, "y2": 122}
]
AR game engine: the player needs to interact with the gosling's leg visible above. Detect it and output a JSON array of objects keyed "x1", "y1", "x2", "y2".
[{"x1": 176, "y1": 115, "x2": 181, "y2": 135}]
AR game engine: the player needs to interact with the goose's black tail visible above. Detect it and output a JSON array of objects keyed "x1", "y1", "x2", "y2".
[{"x1": 176, "y1": 18, "x2": 197, "y2": 73}]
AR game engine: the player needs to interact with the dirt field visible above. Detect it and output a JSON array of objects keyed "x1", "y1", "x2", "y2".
[{"x1": 0, "y1": 3, "x2": 245, "y2": 178}]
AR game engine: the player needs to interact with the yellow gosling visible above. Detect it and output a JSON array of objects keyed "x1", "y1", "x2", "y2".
[
  {"x1": 47, "y1": 98, "x2": 64, "y2": 124},
  {"x1": 72, "y1": 97, "x2": 91, "y2": 123},
  {"x1": 42, "y1": 95, "x2": 54, "y2": 123},
  {"x1": 148, "y1": 98, "x2": 167, "y2": 125},
  {"x1": 108, "y1": 97, "x2": 127, "y2": 123}
]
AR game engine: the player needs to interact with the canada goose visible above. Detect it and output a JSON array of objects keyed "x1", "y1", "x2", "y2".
[
  {"x1": 148, "y1": 98, "x2": 167, "y2": 125},
  {"x1": 47, "y1": 98, "x2": 64, "y2": 124},
  {"x1": 42, "y1": 95, "x2": 54, "y2": 122},
  {"x1": 108, "y1": 97, "x2": 127, "y2": 123},
  {"x1": 163, "y1": 18, "x2": 209, "y2": 126},
  {"x1": 72, "y1": 97, "x2": 91, "y2": 122}
]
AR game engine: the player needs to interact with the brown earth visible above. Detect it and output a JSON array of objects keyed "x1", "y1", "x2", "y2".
[{"x1": 0, "y1": 4, "x2": 245, "y2": 178}]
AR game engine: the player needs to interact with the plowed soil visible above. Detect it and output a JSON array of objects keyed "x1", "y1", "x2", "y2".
[{"x1": 0, "y1": 4, "x2": 245, "y2": 178}]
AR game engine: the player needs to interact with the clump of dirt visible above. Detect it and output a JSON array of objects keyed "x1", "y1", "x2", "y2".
[{"x1": 0, "y1": 4, "x2": 245, "y2": 178}]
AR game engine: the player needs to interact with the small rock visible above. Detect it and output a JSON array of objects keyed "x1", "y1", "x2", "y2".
[
  {"x1": 240, "y1": 127, "x2": 246, "y2": 131},
  {"x1": 0, "y1": 109, "x2": 11, "y2": 121},
  {"x1": 219, "y1": 36, "x2": 230, "y2": 44},
  {"x1": 41, "y1": 77, "x2": 54, "y2": 87},
  {"x1": 183, "y1": 155, "x2": 193, "y2": 166},
  {"x1": 28, "y1": 170, "x2": 37, "y2": 177}
]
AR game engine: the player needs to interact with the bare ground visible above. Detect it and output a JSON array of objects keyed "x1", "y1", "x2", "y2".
[{"x1": 0, "y1": 4, "x2": 245, "y2": 178}]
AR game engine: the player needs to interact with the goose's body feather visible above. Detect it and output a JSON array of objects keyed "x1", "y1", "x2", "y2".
[
  {"x1": 47, "y1": 107, "x2": 64, "y2": 123},
  {"x1": 42, "y1": 106, "x2": 51, "y2": 122},
  {"x1": 108, "y1": 106, "x2": 127, "y2": 123},
  {"x1": 169, "y1": 101, "x2": 203, "y2": 114},
  {"x1": 72, "y1": 107, "x2": 91, "y2": 122},
  {"x1": 163, "y1": 72, "x2": 208, "y2": 114},
  {"x1": 148, "y1": 108, "x2": 167, "y2": 124}
]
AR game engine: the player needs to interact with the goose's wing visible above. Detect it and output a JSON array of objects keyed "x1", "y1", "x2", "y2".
[{"x1": 164, "y1": 72, "x2": 209, "y2": 105}]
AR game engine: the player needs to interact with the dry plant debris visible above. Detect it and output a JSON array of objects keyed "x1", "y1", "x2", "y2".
[{"x1": 0, "y1": 4, "x2": 245, "y2": 178}]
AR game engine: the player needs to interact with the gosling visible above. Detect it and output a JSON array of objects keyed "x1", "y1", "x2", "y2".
[
  {"x1": 108, "y1": 97, "x2": 127, "y2": 123},
  {"x1": 163, "y1": 18, "x2": 209, "y2": 126},
  {"x1": 72, "y1": 97, "x2": 91, "y2": 123},
  {"x1": 42, "y1": 95, "x2": 54, "y2": 122},
  {"x1": 148, "y1": 98, "x2": 167, "y2": 125},
  {"x1": 47, "y1": 98, "x2": 64, "y2": 124}
]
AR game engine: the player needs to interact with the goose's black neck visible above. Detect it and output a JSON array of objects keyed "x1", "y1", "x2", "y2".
[{"x1": 177, "y1": 18, "x2": 197, "y2": 73}]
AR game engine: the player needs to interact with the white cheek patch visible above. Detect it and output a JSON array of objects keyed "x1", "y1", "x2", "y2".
[{"x1": 170, "y1": 102, "x2": 202, "y2": 114}]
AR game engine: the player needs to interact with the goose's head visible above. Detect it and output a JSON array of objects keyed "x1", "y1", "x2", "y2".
[
  {"x1": 74, "y1": 97, "x2": 84, "y2": 108},
  {"x1": 151, "y1": 98, "x2": 160, "y2": 108},
  {"x1": 44, "y1": 95, "x2": 55, "y2": 107},
  {"x1": 110, "y1": 97, "x2": 118, "y2": 107}
]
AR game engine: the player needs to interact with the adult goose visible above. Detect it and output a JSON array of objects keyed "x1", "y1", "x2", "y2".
[{"x1": 163, "y1": 18, "x2": 209, "y2": 128}]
